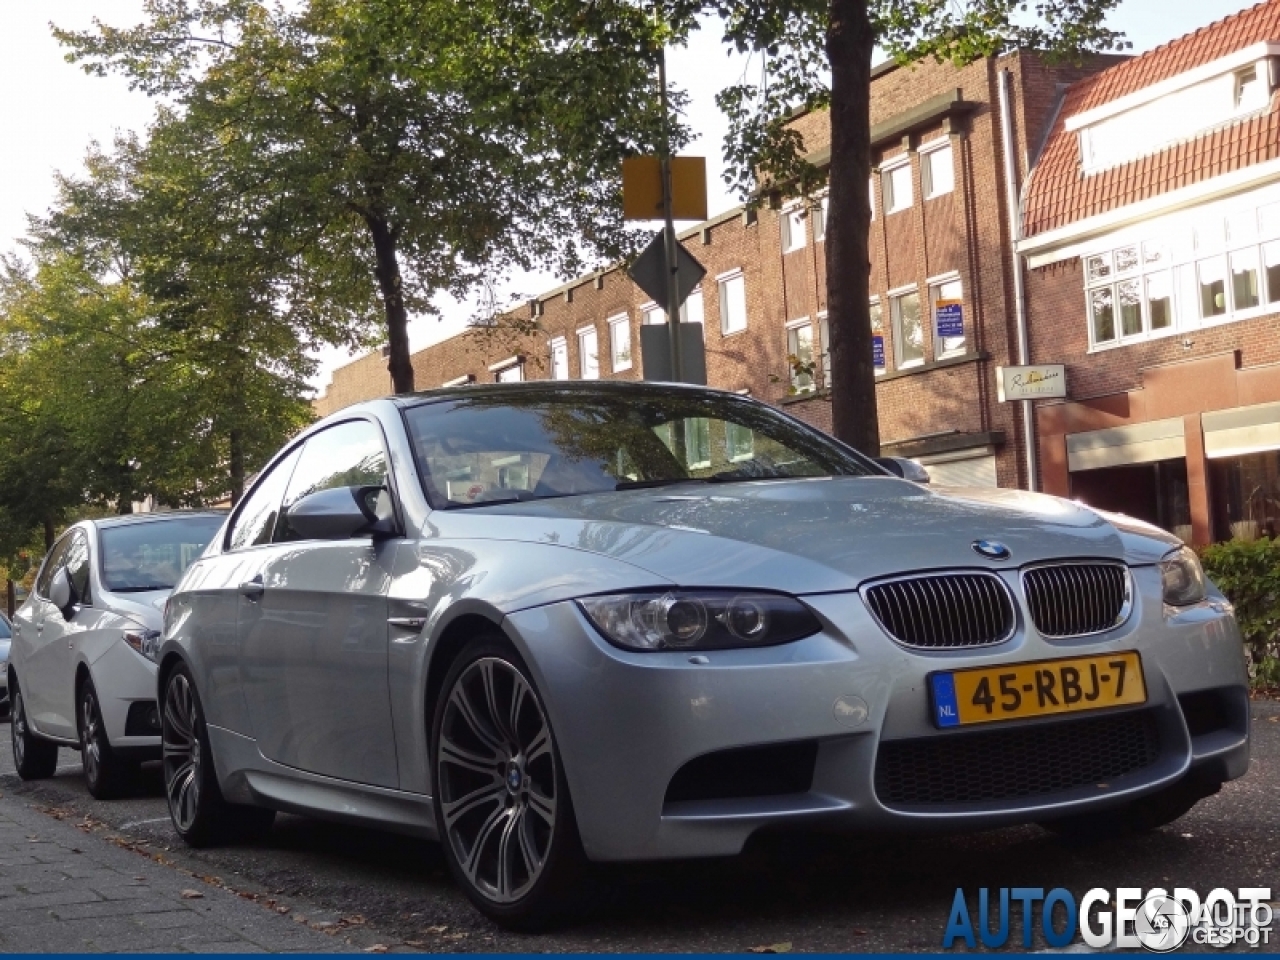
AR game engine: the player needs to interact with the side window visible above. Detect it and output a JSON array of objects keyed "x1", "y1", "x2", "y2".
[
  {"x1": 278, "y1": 420, "x2": 389, "y2": 542},
  {"x1": 34, "y1": 535, "x2": 72, "y2": 599},
  {"x1": 64, "y1": 532, "x2": 91, "y2": 605},
  {"x1": 227, "y1": 447, "x2": 303, "y2": 552}
]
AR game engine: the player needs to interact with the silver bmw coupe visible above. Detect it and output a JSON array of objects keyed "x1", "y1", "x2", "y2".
[{"x1": 158, "y1": 381, "x2": 1250, "y2": 927}]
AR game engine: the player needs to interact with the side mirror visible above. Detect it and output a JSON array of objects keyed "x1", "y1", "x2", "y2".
[
  {"x1": 285, "y1": 485, "x2": 398, "y2": 541},
  {"x1": 874, "y1": 456, "x2": 931, "y2": 484},
  {"x1": 48, "y1": 568, "x2": 75, "y2": 619}
]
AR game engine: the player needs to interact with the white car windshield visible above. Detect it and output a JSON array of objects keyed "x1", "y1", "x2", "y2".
[
  {"x1": 403, "y1": 386, "x2": 877, "y2": 508},
  {"x1": 99, "y1": 516, "x2": 225, "y2": 593}
]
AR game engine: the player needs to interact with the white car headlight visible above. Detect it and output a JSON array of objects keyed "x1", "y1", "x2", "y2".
[
  {"x1": 1160, "y1": 545, "x2": 1207, "y2": 607},
  {"x1": 578, "y1": 590, "x2": 821, "y2": 652},
  {"x1": 123, "y1": 629, "x2": 163, "y2": 662}
]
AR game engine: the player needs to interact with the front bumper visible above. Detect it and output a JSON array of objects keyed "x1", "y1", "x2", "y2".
[
  {"x1": 88, "y1": 641, "x2": 162, "y2": 757},
  {"x1": 505, "y1": 564, "x2": 1250, "y2": 862}
]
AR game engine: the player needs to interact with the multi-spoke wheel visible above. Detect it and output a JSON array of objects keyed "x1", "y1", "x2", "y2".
[
  {"x1": 10, "y1": 681, "x2": 57, "y2": 780},
  {"x1": 78, "y1": 679, "x2": 131, "y2": 799},
  {"x1": 432, "y1": 636, "x2": 586, "y2": 928},
  {"x1": 161, "y1": 663, "x2": 274, "y2": 847}
]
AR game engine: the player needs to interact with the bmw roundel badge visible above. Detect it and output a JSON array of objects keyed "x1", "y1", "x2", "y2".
[{"x1": 972, "y1": 539, "x2": 1011, "y2": 561}]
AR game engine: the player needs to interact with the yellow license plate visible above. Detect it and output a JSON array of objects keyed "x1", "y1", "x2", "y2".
[{"x1": 929, "y1": 652, "x2": 1146, "y2": 728}]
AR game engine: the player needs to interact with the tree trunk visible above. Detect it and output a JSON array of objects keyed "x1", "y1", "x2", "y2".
[
  {"x1": 6, "y1": 578, "x2": 15, "y2": 618},
  {"x1": 229, "y1": 428, "x2": 246, "y2": 506},
  {"x1": 43, "y1": 516, "x2": 54, "y2": 550},
  {"x1": 367, "y1": 216, "x2": 414, "y2": 394},
  {"x1": 826, "y1": 0, "x2": 880, "y2": 456}
]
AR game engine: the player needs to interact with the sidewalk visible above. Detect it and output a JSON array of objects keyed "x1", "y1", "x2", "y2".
[{"x1": 0, "y1": 792, "x2": 355, "y2": 953}]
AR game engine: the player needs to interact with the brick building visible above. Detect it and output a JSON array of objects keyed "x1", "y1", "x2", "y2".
[
  {"x1": 1020, "y1": 0, "x2": 1280, "y2": 545},
  {"x1": 315, "y1": 46, "x2": 1117, "y2": 490}
]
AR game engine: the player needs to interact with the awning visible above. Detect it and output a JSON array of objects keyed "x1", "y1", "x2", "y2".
[
  {"x1": 1202, "y1": 401, "x2": 1280, "y2": 458},
  {"x1": 1066, "y1": 417, "x2": 1186, "y2": 472}
]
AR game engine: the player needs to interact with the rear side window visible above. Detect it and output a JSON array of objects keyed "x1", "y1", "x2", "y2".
[
  {"x1": 100, "y1": 517, "x2": 225, "y2": 593},
  {"x1": 63, "y1": 532, "x2": 91, "y2": 605},
  {"x1": 278, "y1": 420, "x2": 389, "y2": 542},
  {"x1": 227, "y1": 447, "x2": 303, "y2": 552},
  {"x1": 34, "y1": 535, "x2": 72, "y2": 599}
]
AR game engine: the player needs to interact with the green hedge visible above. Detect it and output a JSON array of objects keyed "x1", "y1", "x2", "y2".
[{"x1": 1199, "y1": 537, "x2": 1280, "y2": 687}]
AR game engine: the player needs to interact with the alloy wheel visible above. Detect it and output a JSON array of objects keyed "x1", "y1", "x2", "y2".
[
  {"x1": 11, "y1": 690, "x2": 24, "y2": 768},
  {"x1": 437, "y1": 657, "x2": 558, "y2": 905},
  {"x1": 162, "y1": 673, "x2": 202, "y2": 833},
  {"x1": 80, "y1": 689, "x2": 102, "y2": 785}
]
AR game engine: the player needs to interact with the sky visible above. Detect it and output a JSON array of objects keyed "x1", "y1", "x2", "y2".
[{"x1": 0, "y1": 0, "x2": 1263, "y2": 394}]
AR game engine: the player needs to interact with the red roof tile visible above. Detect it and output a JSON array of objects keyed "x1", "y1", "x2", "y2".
[{"x1": 1023, "y1": 0, "x2": 1280, "y2": 237}]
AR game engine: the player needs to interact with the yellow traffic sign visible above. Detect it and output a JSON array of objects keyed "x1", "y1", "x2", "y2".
[{"x1": 622, "y1": 156, "x2": 708, "y2": 221}]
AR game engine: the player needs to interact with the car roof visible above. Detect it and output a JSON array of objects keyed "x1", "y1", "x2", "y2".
[
  {"x1": 90, "y1": 510, "x2": 227, "y2": 531},
  {"x1": 388, "y1": 379, "x2": 747, "y2": 409}
]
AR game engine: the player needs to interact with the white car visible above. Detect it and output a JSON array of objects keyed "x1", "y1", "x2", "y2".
[
  {"x1": 8, "y1": 512, "x2": 224, "y2": 798},
  {"x1": 0, "y1": 611, "x2": 11, "y2": 717}
]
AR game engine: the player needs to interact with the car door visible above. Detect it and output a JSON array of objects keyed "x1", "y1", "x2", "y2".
[
  {"x1": 237, "y1": 418, "x2": 401, "y2": 788},
  {"x1": 22, "y1": 531, "x2": 83, "y2": 738}
]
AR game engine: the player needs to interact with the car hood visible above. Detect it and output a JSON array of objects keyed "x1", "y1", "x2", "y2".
[
  {"x1": 97, "y1": 589, "x2": 168, "y2": 632},
  {"x1": 431, "y1": 477, "x2": 1168, "y2": 594}
]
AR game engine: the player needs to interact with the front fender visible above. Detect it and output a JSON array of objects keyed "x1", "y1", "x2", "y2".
[{"x1": 387, "y1": 537, "x2": 674, "y2": 796}]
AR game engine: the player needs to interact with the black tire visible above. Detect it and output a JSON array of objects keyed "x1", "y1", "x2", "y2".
[
  {"x1": 10, "y1": 680, "x2": 58, "y2": 780},
  {"x1": 78, "y1": 678, "x2": 132, "y2": 800},
  {"x1": 1041, "y1": 775, "x2": 1220, "y2": 841},
  {"x1": 161, "y1": 662, "x2": 275, "y2": 847},
  {"x1": 430, "y1": 634, "x2": 588, "y2": 930}
]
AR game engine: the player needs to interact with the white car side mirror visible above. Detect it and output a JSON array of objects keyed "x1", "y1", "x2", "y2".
[{"x1": 48, "y1": 568, "x2": 74, "y2": 618}]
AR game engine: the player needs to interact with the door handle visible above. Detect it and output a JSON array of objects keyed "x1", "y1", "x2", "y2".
[{"x1": 238, "y1": 577, "x2": 265, "y2": 600}]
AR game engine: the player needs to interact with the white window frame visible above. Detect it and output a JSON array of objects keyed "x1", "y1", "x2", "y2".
[
  {"x1": 491, "y1": 361, "x2": 523, "y2": 383},
  {"x1": 813, "y1": 194, "x2": 829, "y2": 241},
  {"x1": 818, "y1": 311, "x2": 831, "y2": 386},
  {"x1": 889, "y1": 285, "x2": 924, "y2": 369},
  {"x1": 1082, "y1": 183, "x2": 1280, "y2": 353},
  {"x1": 640, "y1": 301, "x2": 664, "y2": 325},
  {"x1": 548, "y1": 336, "x2": 569, "y2": 381},
  {"x1": 607, "y1": 313, "x2": 632, "y2": 372},
  {"x1": 920, "y1": 139, "x2": 955, "y2": 200},
  {"x1": 785, "y1": 317, "x2": 816, "y2": 393},
  {"x1": 780, "y1": 203, "x2": 808, "y2": 253},
  {"x1": 881, "y1": 157, "x2": 913, "y2": 215},
  {"x1": 577, "y1": 325, "x2": 599, "y2": 380},
  {"x1": 717, "y1": 269, "x2": 748, "y2": 335},
  {"x1": 680, "y1": 287, "x2": 705, "y2": 325},
  {"x1": 441, "y1": 374, "x2": 474, "y2": 388},
  {"x1": 928, "y1": 272, "x2": 966, "y2": 360}
]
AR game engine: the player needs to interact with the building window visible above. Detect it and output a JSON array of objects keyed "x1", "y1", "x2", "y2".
[
  {"x1": 608, "y1": 315, "x2": 631, "y2": 371},
  {"x1": 785, "y1": 319, "x2": 815, "y2": 392},
  {"x1": 578, "y1": 327, "x2": 599, "y2": 380},
  {"x1": 930, "y1": 276, "x2": 965, "y2": 359},
  {"x1": 685, "y1": 417, "x2": 711, "y2": 469},
  {"x1": 641, "y1": 302, "x2": 663, "y2": 325},
  {"x1": 921, "y1": 143, "x2": 954, "y2": 199},
  {"x1": 681, "y1": 288, "x2": 704, "y2": 325},
  {"x1": 1077, "y1": 58, "x2": 1274, "y2": 174},
  {"x1": 549, "y1": 337, "x2": 569, "y2": 380},
  {"x1": 882, "y1": 161, "x2": 912, "y2": 214},
  {"x1": 725, "y1": 421, "x2": 754, "y2": 462},
  {"x1": 781, "y1": 206, "x2": 807, "y2": 253},
  {"x1": 869, "y1": 179, "x2": 876, "y2": 220},
  {"x1": 1083, "y1": 186, "x2": 1280, "y2": 349},
  {"x1": 891, "y1": 289, "x2": 923, "y2": 368},
  {"x1": 718, "y1": 271, "x2": 748, "y2": 334},
  {"x1": 813, "y1": 196, "x2": 829, "y2": 241},
  {"x1": 818, "y1": 313, "x2": 831, "y2": 385},
  {"x1": 442, "y1": 374, "x2": 474, "y2": 388},
  {"x1": 494, "y1": 363, "x2": 523, "y2": 383},
  {"x1": 869, "y1": 300, "x2": 885, "y2": 375}
]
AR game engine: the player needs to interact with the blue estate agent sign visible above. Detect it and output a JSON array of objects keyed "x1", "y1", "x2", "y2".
[
  {"x1": 936, "y1": 300, "x2": 964, "y2": 338},
  {"x1": 872, "y1": 334, "x2": 885, "y2": 368}
]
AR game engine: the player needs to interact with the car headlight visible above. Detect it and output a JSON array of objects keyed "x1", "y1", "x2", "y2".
[
  {"x1": 123, "y1": 629, "x2": 163, "y2": 662},
  {"x1": 1160, "y1": 545, "x2": 1207, "y2": 607},
  {"x1": 578, "y1": 591, "x2": 821, "y2": 651}
]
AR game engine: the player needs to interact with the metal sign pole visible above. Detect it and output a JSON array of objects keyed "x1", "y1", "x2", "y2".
[{"x1": 656, "y1": 43, "x2": 683, "y2": 383}]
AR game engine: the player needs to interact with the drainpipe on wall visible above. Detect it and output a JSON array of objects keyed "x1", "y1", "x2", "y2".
[{"x1": 997, "y1": 67, "x2": 1039, "y2": 492}]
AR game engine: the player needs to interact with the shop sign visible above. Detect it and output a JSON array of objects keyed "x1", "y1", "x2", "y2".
[
  {"x1": 997, "y1": 364, "x2": 1066, "y2": 401},
  {"x1": 936, "y1": 300, "x2": 964, "y2": 338}
]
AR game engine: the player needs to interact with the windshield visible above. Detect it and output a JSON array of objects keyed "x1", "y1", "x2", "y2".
[
  {"x1": 99, "y1": 516, "x2": 225, "y2": 592},
  {"x1": 403, "y1": 387, "x2": 877, "y2": 508}
]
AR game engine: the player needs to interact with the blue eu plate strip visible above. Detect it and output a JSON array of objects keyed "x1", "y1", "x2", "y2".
[{"x1": 931, "y1": 672, "x2": 960, "y2": 728}]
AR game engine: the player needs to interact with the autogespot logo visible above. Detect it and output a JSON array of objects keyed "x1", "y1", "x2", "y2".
[{"x1": 942, "y1": 886, "x2": 1273, "y2": 951}]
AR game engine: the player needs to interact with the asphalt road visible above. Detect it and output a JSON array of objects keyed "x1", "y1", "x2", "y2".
[{"x1": 0, "y1": 702, "x2": 1277, "y2": 953}]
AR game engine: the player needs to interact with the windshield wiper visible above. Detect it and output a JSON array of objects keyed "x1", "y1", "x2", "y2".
[{"x1": 614, "y1": 478, "x2": 709, "y2": 491}]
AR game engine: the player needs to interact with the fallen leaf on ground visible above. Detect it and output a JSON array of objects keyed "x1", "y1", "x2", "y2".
[
  {"x1": 275, "y1": 906, "x2": 290, "y2": 914},
  {"x1": 312, "y1": 921, "x2": 338, "y2": 930},
  {"x1": 853, "y1": 929, "x2": 868, "y2": 936},
  {"x1": 363, "y1": 945, "x2": 388, "y2": 954},
  {"x1": 180, "y1": 889, "x2": 204, "y2": 899},
  {"x1": 403, "y1": 940, "x2": 426, "y2": 948},
  {"x1": 425, "y1": 925, "x2": 448, "y2": 934},
  {"x1": 341, "y1": 915, "x2": 368, "y2": 926},
  {"x1": 748, "y1": 943, "x2": 792, "y2": 954}
]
